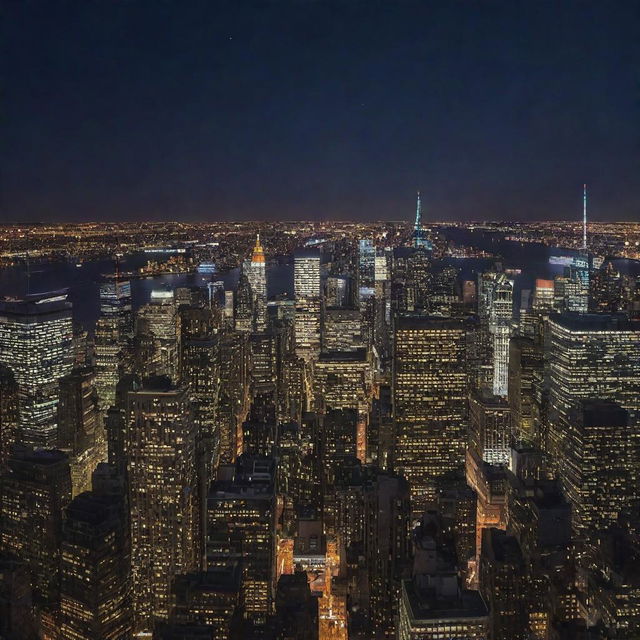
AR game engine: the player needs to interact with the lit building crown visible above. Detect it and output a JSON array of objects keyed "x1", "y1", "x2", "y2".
[{"x1": 252, "y1": 233, "x2": 266, "y2": 263}]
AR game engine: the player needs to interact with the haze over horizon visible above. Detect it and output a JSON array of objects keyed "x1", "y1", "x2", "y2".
[{"x1": 2, "y1": 1, "x2": 639, "y2": 223}]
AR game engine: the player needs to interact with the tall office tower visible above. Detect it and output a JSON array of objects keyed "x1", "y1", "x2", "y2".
[
  {"x1": 553, "y1": 271, "x2": 588, "y2": 313},
  {"x1": 358, "y1": 238, "x2": 376, "y2": 289},
  {"x1": 244, "y1": 234, "x2": 268, "y2": 331},
  {"x1": 462, "y1": 279, "x2": 477, "y2": 308},
  {"x1": 322, "y1": 306, "x2": 363, "y2": 352},
  {"x1": 469, "y1": 390, "x2": 512, "y2": 467},
  {"x1": 0, "y1": 364, "x2": 19, "y2": 471},
  {"x1": 505, "y1": 465, "x2": 574, "y2": 636},
  {"x1": 178, "y1": 305, "x2": 221, "y2": 564},
  {"x1": 57, "y1": 367, "x2": 106, "y2": 496},
  {"x1": 314, "y1": 349, "x2": 372, "y2": 414},
  {"x1": 393, "y1": 316, "x2": 468, "y2": 512},
  {"x1": 429, "y1": 265, "x2": 462, "y2": 315},
  {"x1": 437, "y1": 480, "x2": 477, "y2": 586},
  {"x1": 58, "y1": 469, "x2": 133, "y2": 640},
  {"x1": 590, "y1": 260, "x2": 624, "y2": 313},
  {"x1": 294, "y1": 250, "x2": 322, "y2": 359},
  {"x1": 531, "y1": 278, "x2": 555, "y2": 312},
  {"x1": 159, "y1": 567, "x2": 242, "y2": 640},
  {"x1": 94, "y1": 279, "x2": 132, "y2": 411},
  {"x1": 249, "y1": 331, "x2": 276, "y2": 390},
  {"x1": 216, "y1": 330, "x2": 250, "y2": 464},
  {"x1": 0, "y1": 447, "x2": 72, "y2": 602},
  {"x1": 234, "y1": 272, "x2": 254, "y2": 333},
  {"x1": 126, "y1": 378, "x2": 198, "y2": 629},
  {"x1": 137, "y1": 289, "x2": 179, "y2": 379},
  {"x1": 398, "y1": 516, "x2": 489, "y2": 640},
  {"x1": 480, "y1": 529, "x2": 529, "y2": 640},
  {"x1": 508, "y1": 336, "x2": 543, "y2": 444},
  {"x1": 242, "y1": 390, "x2": 277, "y2": 457},
  {"x1": 178, "y1": 307, "x2": 220, "y2": 449},
  {"x1": 588, "y1": 525, "x2": 640, "y2": 637},
  {"x1": 325, "y1": 275, "x2": 350, "y2": 308},
  {"x1": 391, "y1": 247, "x2": 432, "y2": 314},
  {"x1": 105, "y1": 374, "x2": 141, "y2": 472},
  {"x1": 561, "y1": 400, "x2": 634, "y2": 536},
  {"x1": 223, "y1": 290, "x2": 234, "y2": 326},
  {"x1": 488, "y1": 274, "x2": 513, "y2": 397},
  {"x1": 207, "y1": 455, "x2": 276, "y2": 628},
  {"x1": 373, "y1": 250, "x2": 392, "y2": 363},
  {"x1": 411, "y1": 191, "x2": 434, "y2": 251},
  {"x1": 546, "y1": 313, "x2": 640, "y2": 469},
  {"x1": 0, "y1": 293, "x2": 74, "y2": 448},
  {"x1": 364, "y1": 472, "x2": 411, "y2": 638},
  {"x1": 279, "y1": 353, "x2": 307, "y2": 425},
  {"x1": 320, "y1": 409, "x2": 358, "y2": 482}
]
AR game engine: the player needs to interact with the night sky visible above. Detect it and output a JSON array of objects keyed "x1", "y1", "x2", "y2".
[{"x1": 2, "y1": 1, "x2": 639, "y2": 223}]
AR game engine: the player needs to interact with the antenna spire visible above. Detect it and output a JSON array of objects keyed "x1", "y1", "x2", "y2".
[
  {"x1": 415, "y1": 191, "x2": 422, "y2": 230},
  {"x1": 582, "y1": 183, "x2": 587, "y2": 251}
]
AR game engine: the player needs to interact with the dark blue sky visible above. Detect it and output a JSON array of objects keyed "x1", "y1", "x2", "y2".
[{"x1": 2, "y1": 0, "x2": 639, "y2": 223}]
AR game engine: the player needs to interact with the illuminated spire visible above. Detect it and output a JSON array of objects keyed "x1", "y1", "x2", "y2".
[
  {"x1": 414, "y1": 191, "x2": 422, "y2": 231},
  {"x1": 582, "y1": 184, "x2": 587, "y2": 251},
  {"x1": 251, "y1": 232, "x2": 265, "y2": 263}
]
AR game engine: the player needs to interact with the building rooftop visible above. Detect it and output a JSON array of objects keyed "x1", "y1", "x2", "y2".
[
  {"x1": 402, "y1": 579, "x2": 488, "y2": 623},
  {"x1": 549, "y1": 311, "x2": 640, "y2": 332}
]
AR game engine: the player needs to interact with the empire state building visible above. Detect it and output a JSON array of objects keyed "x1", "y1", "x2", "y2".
[{"x1": 246, "y1": 233, "x2": 267, "y2": 331}]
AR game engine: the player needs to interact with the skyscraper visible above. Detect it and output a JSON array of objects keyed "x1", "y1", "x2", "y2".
[
  {"x1": 95, "y1": 279, "x2": 132, "y2": 411},
  {"x1": 0, "y1": 364, "x2": 19, "y2": 471},
  {"x1": 294, "y1": 250, "x2": 321, "y2": 359},
  {"x1": 411, "y1": 192, "x2": 433, "y2": 251},
  {"x1": 58, "y1": 466, "x2": 133, "y2": 639},
  {"x1": 546, "y1": 313, "x2": 640, "y2": 468},
  {"x1": 57, "y1": 367, "x2": 106, "y2": 496},
  {"x1": 126, "y1": 377, "x2": 198, "y2": 629},
  {"x1": 0, "y1": 447, "x2": 72, "y2": 602},
  {"x1": 489, "y1": 274, "x2": 513, "y2": 397},
  {"x1": 136, "y1": 290, "x2": 179, "y2": 379},
  {"x1": 561, "y1": 399, "x2": 635, "y2": 536},
  {"x1": 244, "y1": 234, "x2": 267, "y2": 331},
  {"x1": 207, "y1": 455, "x2": 276, "y2": 628},
  {"x1": 0, "y1": 293, "x2": 74, "y2": 448},
  {"x1": 393, "y1": 316, "x2": 468, "y2": 511}
]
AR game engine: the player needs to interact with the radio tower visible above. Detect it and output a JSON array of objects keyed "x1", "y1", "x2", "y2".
[{"x1": 582, "y1": 183, "x2": 587, "y2": 251}]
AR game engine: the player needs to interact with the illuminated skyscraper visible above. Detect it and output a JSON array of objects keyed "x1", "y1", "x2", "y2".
[
  {"x1": 322, "y1": 307, "x2": 363, "y2": 353},
  {"x1": 294, "y1": 250, "x2": 321, "y2": 359},
  {"x1": 561, "y1": 400, "x2": 635, "y2": 536},
  {"x1": 59, "y1": 466, "x2": 133, "y2": 640},
  {"x1": 546, "y1": 313, "x2": 640, "y2": 469},
  {"x1": 126, "y1": 378, "x2": 198, "y2": 629},
  {"x1": 412, "y1": 192, "x2": 433, "y2": 251},
  {"x1": 469, "y1": 390, "x2": 512, "y2": 467},
  {"x1": 244, "y1": 234, "x2": 268, "y2": 331},
  {"x1": 489, "y1": 274, "x2": 513, "y2": 397},
  {"x1": 234, "y1": 272, "x2": 254, "y2": 333},
  {"x1": 0, "y1": 293, "x2": 74, "y2": 448},
  {"x1": 57, "y1": 367, "x2": 106, "y2": 496},
  {"x1": 207, "y1": 455, "x2": 276, "y2": 627},
  {"x1": 358, "y1": 237, "x2": 376, "y2": 290},
  {"x1": 0, "y1": 364, "x2": 19, "y2": 471},
  {"x1": 0, "y1": 447, "x2": 72, "y2": 602},
  {"x1": 507, "y1": 336, "x2": 543, "y2": 444},
  {"x1": 136, "y1": 290, "x2": 179, "y2": 379},
  {"x1": 95, "y1": 279, "x2": 132, "y2": 411},
  {"x1": 393, "y1": 316, "x2": 468, "y2": 511}
]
